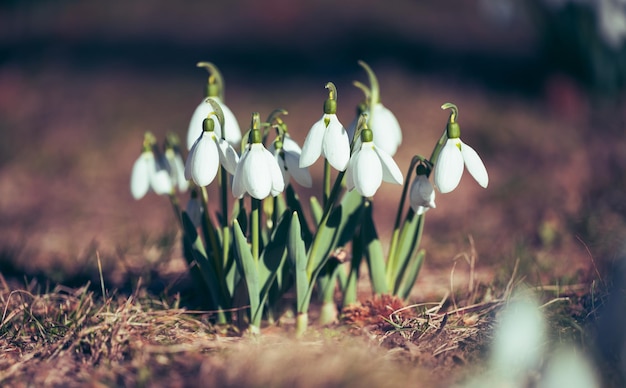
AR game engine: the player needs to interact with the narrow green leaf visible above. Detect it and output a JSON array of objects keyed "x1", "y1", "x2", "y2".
[
  {"x1": 391, "y1": 211, "x2": 425, "y2": 294},
  {"x1": 232, "y1": 220, "x2": 261, "y2": 326},
  {"x1": 398, "y1": 249, "x2": 425, "y2": 300},
  {"x1": 258, "y1": 212, "x2": 291, "y2": 308},
  {"x1": 309, "y1": 196, "x2": 323, "y2": 225},
  {"x1": 181, "y1": 211, "x2": 227, "y2": 313},
  {"x1": 287, "y1": 211, "x2": 309, "y2": 313},
  {"x1": 286, "y1": 185, "x2": 312, "y2": 244},
  {"x1": 362, "y1": 202, "x2": 388, "y2": 295}
]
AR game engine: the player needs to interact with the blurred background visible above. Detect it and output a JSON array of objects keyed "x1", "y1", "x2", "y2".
[{"x1": 1, "y1": 0, "x2": 626, "y2": 297}]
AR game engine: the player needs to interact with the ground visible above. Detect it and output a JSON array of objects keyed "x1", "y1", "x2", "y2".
[{"x1": 1, "y1": 0, "x2": 626, "y2": 386}]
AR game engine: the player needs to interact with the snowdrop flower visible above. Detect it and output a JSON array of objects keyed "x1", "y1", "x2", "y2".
[
  {"x1": 186, "y1": 62, "x2": 242, "y2": 149},
  {"x1": 409, "y1": 164, "x2": 436, "y2": 215},
  {"x1": 345, "y1": 126, "x2": 403, "y2": 197},
  {"x1": 299, "y1": 82, "x2": 350, "y2": 171},
  {"x1": 369, "y1": 102, "x2": 402, "y2": 156},
  {"x1": 351, "y1": 61, "x2": 403, "y2": 156},
  {"x1": 268, "y1": 133, "x2": 312, "y2": 188},
  {"x1": 130, "y1": 132, "x2": 173, "y2": 199},
  {"x1": 232, "y1": 120, "x2": 284, "y2": 199},
  {"x1": 185, "y1": 116, "x2": 239, "y2": 187},
  {"x1": 490, "y1": 295, "x2": 546, "y2": 383},
  {"x1": 164, "y1": 133, "x2": 189, "y2": 193},
  {"x1": 185, "y1": 188, "x2": 203, "y2": 228},
  {"x1": 433, "y1": 103, "x2": 488, "y2": 194}
]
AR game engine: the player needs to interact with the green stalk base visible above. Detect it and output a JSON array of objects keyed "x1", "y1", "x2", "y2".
[
  {"x1": 296, "y1": 313, "x2": 309, "y2": 337},
  {"x1": 319, "y1": 301, "x2": 338, "y2": 326}
]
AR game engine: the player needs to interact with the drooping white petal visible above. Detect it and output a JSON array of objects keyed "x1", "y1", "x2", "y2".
[
  {"x1": 299, "y1": 118, "x2": 326, "y2": 168},
  {"x1": 150, "y1": 167, "x2": 173, "y2": 195},
  {"x1": 281, "y1": 134, "x2": 303, "y2": 153},
  {"x1": 369, "y1": 103, "x2": 402, "y2": 156},
  {"x1": 409, "y1": 175, "x2": 436, "y2": 214},
  {"x1": 261, "y1": 146, "x2": 285, "y2": 197},
  {"x1": 212, "y1": 97, "x2": 242, "y2": 146},
  {"x1": 284, "y1": 150, "x2": 312, "y2": 188},
  {"x1": 352, "y1": 144, "x2": 382, "y2": 197},
  {"x1": 171, "y1": 152, "x2": 189, "y2": 192},
  {"x1": 216, "y1": 137, "x2": 239, "y2": 175},
  {"x1": 187, "y1": 100, "x2": 213, "y2": 150},
  {"x1": 461, "y1": 141, "x2": 489, "y2": 188},
  {"x1": 374, "y1": 147, "x2": 403, "y2": 185},
  {"x1": 232, "y1": 145, "x2": 250, "y2": 198},
  {"x1": 322, "y1": 115, "x2": 350, "y2": 171},
  {"x1": 344, "y1": 149, "x2": 357, "y2": 192},
  {"x1": 189, "y1": 134, "x2": 220, "y2": 186},
  {"x1": 434, "y1": 139, "x2": 464, "y2": 193},
  {"x1": 130, "y1": 153, "x2": 151, "y2": 200},
  {"x1": 242, "y1": 144, "x2": 273, "y2": 199}
]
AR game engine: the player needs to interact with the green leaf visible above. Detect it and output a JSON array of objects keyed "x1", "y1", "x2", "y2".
[
  {"x1": 391, "y1": 211, "x2": 425, "y2": 294},
  {"x1": 398, "y1": 249, "x2": 425, "y2": 300},
  {"x1": 232, "y1": 220, "x2": 261, "y2": 326},
  {"x1": 361, "y1": 202, "x2": 388, "y2": 295},
  {"x1": 181, "y1": 211, "x2": 227, "y2": 312},
  {"x1": 258, "y1": 212, "x2": 291, "y2": 309},
  {"x1": 286, "y1": 185, "x2": 312, "y2": 244},
  {"x1": 310, "y1": 196, "x2": 323, "y2": 226},
  {"x1": 288, "y1": 211, "x2": 309, "y2": 313},
  {"x1": 309, "y1": 190, "x2": 364, "y2": 276}
]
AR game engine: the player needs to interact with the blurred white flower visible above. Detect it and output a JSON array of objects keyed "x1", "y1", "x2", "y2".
[
  {"x1": 490, "y1": 296, "x2": 546, "y2": 382},
  {"x1": 409, "y1": 173, "x2": 436, "y2": 215},
  {"x1": 130, "y1": 150, "x2": 173, "y2": 200},
  {"x1": 165, "y1": 146, "x2": 189, "y2": 193},
  {"x1": 233, "y1": 143, "x2": 285, "y2": 199},
  {"x1": 299, "y1": 113, "x2": 351, "y2": 171},
  {"x1": 269, "y1": 134, "x2": 312, "y2": 188},
  {"x1": 434, "y1": 138, "x2": 488, "y2": 194},
  {"x1": 185, "y1": 119, "x2": 239, "y2": 187},
  {"x1": 186, "y1": 97, "x2": 242, "y2": 149},
  {"x1": 185, "y1": 190, "x2": 203, "y2": 228},
  {"x1": 369, "y1": 103, "x2": 403, "y2": 156},
  {"x1": 345, "y1": 138, "x2": 403, "y2": 197}
]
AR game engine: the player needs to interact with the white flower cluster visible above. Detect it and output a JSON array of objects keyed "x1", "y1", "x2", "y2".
[{"x1": 130, "y1": 64, "x2": 490, "y2": 220}]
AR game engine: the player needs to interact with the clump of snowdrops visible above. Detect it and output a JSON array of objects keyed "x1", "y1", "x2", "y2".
[{"x1": 130, "y1": 61, "x2": 488, "y2": 335}]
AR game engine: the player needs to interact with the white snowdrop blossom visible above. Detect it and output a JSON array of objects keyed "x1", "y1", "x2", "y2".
[
  {"x1": 409, "y1": 174, "x2": 436, "y2": 215},
  {"x1": 232, "y1": 143, "x2": 284, "y2": 200},
  {"x1": 434, "y1": 138, "x2": 488, "y2": 194},
  {"x1": 185, "y1": 121, "x2": 239, "y2": 187},
  {"x1": 369, "y1": 103, "x2": 403, "y2": 156},
  {"x1": 130, "y1": 151, "x2": 173, "y2": 200},
  {"x1": 185, "y1": 190, "x2": 203, "y2": 228},
  {"x1": 165, "y1": 147, "x2": 189, "y2": 193},
  {"x1": 299, "y1": 113, "x2": 351, "y2": 171},
  {"x1": 345, "y1": 137, "x2": 403, "y2": 197},
  {"x1": 186, "y1": 97, "x2": 242, "y2": 149},
  {"x1": 268, "y1": 134, "x2": 312, "y2": 188}
]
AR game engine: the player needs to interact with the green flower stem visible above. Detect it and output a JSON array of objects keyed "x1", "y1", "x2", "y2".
[
  {"x1": 386, "y1": 156, "x2": 420, "y2": 283},
  {"x1": 220, "y1": 167, "x2": 230, "y2": 268},
  {"x1": 197, "y1": 61, "x2": 224, "y2": 100},
  {"x1": 305, "y1": 170, "x2": 346, "y2": 279},
  {"x1": 323, "y1": 159, "x2": 331, "y2": 207},
  {"x1": 200, "y1": 187, "x2": 223, "y2": 277},
  {"x1": 199, "y1": 186, "x2": 227, "y2": 324},
  {"x1": 251, "y1": 197, "x2": 261, "y2": 263},
  {"x1": 358, "y1": 60, "x2": 380, "y2": 105}
]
